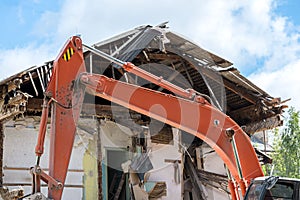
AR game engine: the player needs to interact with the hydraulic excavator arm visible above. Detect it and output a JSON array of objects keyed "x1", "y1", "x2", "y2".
[
  {"x1": 31, "y1": 36, "x2": 85, "y2": 200},
  {"x1": 28, "y1": 36, "x2": 264, "y2": 200}
]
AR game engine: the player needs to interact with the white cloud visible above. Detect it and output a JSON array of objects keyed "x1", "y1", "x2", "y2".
[
  {"x1": 182, "y1": 0, "x2": 300, "y2": 73},
  {"x1": 249, "y1": 60, "x2": 300, "y2": 110},
  {"x1": 36, "y1": 0, "x2": 297, "y2": 63},
  {"x1": 31, "y1": 11, "x2": 60, "y2": 39},
  {"x1": 1, "y1": 0, "x2": 300, "y2": 110},
  {"x1": 0, "y1": 43, "x2": 56, "y2": 80}
]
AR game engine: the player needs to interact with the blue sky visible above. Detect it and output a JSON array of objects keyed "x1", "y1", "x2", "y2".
[
  {"x1": 275, "y1": 0, "x2": 300, "y2": 25},
  {"x1": 0, "y1": 1, "x2": 62, "y2": 48},
  {"x1": 1, "y1": 0, "x2": 300, "y2": 109}
]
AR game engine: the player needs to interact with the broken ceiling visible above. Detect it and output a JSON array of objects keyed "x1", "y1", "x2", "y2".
[{"x1": 0, "y1": 23, "x2": 286, "y2": 134}]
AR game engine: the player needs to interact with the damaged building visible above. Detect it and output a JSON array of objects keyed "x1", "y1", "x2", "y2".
[{"x1": 0, "y1": 24, "x2": 286, "y2": 199}]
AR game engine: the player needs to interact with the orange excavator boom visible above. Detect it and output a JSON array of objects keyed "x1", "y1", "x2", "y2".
[
  {"x1": 31, "y1": 36, "x2": 263, "y2": 200},
  {"x1": 33, "y1": 36, "x2": 85, "y2": 199}
]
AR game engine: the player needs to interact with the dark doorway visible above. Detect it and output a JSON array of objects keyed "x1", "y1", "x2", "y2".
[{"x1": 106, "y1": 149, "x2": 129, "y2": 200}]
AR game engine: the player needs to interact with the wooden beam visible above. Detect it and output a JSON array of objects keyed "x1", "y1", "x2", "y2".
[
  {"x1": 27, "y1": 99, "x2": 139, "y2": 116},
  {"x1": 229, "y1": 102, "x2": 285, "y2": 128},
  {"x1": 222, "y1": 77, "x2": 258, "y2": 104},
  {"x1": 229, "y1": 104, "x2": 257, "y2": 117},
  {"x1": 242, "y1": 115, "x2": 283, "y2": 135},
  {"x1": 197, "y1": 67, "x2": 258, "y2": 104},
  {"x1": 228, "y1": 104, "x2": 258, "y2": 123},
  {"x1": 27, "y1": 98, "x2": 43, "y2": 111},
  {"x1": 136, "y1": 52, "x2": 182, "y2": 61},
  {"x1": 185, "y1": 157, "x2": 206, "y2": 200},
  {"x1": 0, "y1": 94, "x2": 28, "y2": 121}
]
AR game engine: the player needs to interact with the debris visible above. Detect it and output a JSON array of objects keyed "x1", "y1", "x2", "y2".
[
  {"x1": 130, "y1": 152, "x2": 153, "y2": 181},
  {"x1": 0, "y1": 186, "x2": 24, "y2": 200},
  {"x1": 145, "y1": 182, "x2": 167, "y2": 199}
]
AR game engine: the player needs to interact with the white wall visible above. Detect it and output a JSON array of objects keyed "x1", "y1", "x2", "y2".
[{"x1": 2, "y1": 118, "x2": 86, "y2": 199}]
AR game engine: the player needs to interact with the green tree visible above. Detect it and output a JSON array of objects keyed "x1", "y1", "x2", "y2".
[{"x1": 272, "y1": 107, "x2": 300, "y2": 178}]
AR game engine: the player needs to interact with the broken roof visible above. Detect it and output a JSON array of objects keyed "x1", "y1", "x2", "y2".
[{"x1": 0, "y1": 24, "x2": 286, "y2": 134}]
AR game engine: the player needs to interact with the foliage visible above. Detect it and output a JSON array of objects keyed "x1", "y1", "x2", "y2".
[{"x1": 272, "y1": 107, "x2": 300, "y2": 178}]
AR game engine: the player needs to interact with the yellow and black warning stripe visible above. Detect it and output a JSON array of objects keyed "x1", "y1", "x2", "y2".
[{"x1": 62, "y1": 47, "x2": 74, "y2": 62}]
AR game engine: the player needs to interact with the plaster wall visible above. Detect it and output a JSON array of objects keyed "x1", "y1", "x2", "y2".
[{"x1": 1, "y1": 119, "x2": 85, "y2": 199}]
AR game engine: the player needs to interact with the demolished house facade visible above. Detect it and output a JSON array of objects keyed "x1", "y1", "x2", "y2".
[{"x1": 0, "y1": 24, "x2": 286, "y2": 199}]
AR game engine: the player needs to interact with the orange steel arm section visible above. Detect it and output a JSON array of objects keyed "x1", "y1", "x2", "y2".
[
  {"x1": 34, "y1": 36, "x2": 263, "y2": 199},
  {"x1": 80, "y1": 73, "x2": 264, "y2": 193},
  {"x1": 34, "y1": 36, "x2": 85, "y2": 200}
]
